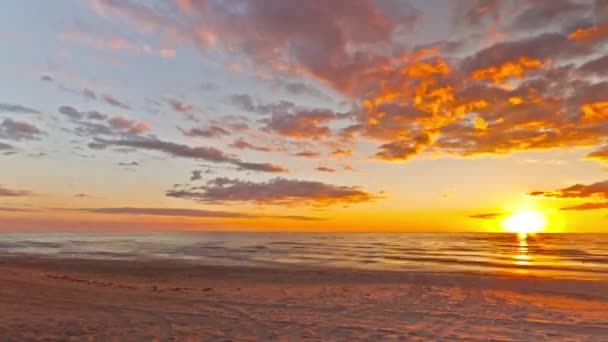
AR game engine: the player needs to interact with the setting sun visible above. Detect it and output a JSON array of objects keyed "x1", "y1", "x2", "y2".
[{"x1": 501, "y1": 210, "x2": 548, "y2": 234}]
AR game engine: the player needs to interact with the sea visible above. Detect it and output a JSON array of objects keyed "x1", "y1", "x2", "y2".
[{"x1": 0, "y1": 232, "x2": 606, "y2": 280}]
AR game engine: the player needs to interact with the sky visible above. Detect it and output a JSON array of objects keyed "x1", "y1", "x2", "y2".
[{"x1": 1, "y1": 0, "x2": 608, "y2": 232}]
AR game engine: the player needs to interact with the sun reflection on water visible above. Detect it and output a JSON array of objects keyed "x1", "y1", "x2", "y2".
[{"x1": 513, "y1": 233, "x2": 533, "y2": 272}]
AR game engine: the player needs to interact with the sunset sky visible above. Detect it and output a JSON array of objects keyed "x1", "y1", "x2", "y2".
[{"x1": 1, "y1": 0, "x2": 608, "y2": 232}]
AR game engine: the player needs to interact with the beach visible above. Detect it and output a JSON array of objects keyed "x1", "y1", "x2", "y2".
[{"x1": 0, "y1": 256, "x2": 607, "y2": 341}]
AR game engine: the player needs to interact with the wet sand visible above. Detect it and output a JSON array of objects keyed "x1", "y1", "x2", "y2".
[{"x1": 0, "y1": 256, "x2": 606, "y2": 341}]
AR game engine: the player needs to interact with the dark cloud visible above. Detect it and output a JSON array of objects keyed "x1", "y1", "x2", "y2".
[
  {"x1": 92, "y1": 137, "x2": 288, "y2": 173},
  {"x1": 59, "y1": 105, "x2": 85, "y2": 120},
  {"x1": 230, "y1": 94, "x2": 296, "y2": 115},
  {"x1": 73, "y1": 206, "x2": 323, "y2": 220},
  {"x1": 375, "y1": 133, "x2": 431, "y2": 161},
  {"x1": 190, "y1": 170, "x2": 202, "y2": 181},
  {"x1": 166, "y1": 98, "x2": 194, "y2": 112},
  {"x1": 0, "y1": 185, "x2": 31, "y2": 197},
  {"x1": 294, "y1": 151, "x2": 321, "y2": 158},
  {"x1": 579, "y1": 55, "x2": 608, "y2": 76},
  {"x1": 264, "y1": 109, "x2": 336, "y2": 138},
  {"x1": 528, "y1": 180, "x2": 608, "y2": 199},
  {"x1": 230, "y1": 94, "x2": 257, "y2": 112},
  {"x1": 0, "y1": 206, "x2": 38, "y2": 212},
  {"x1": 560, "y1": 202, "x2": 608, "y2": 210},
  {"x1": 233, "y1": 161, "x2": 289, "y2": 173},
  {"x1": 316, "y1": 166, "x2": 336, "y2": 173},
  {"x1": 457, "y1": 0, "x2": 504, "y2": 28},
  {"x1": 587, "y1": 145, "x2": 608, "y2": 162},
  {"x1": 461, "y1": 33, "x2": 589, "y2": 73},
  {"x1": 0, "y1": 118, "x2": 44, "y2": 141},
  {"x1": 117, "y1": 161, "x2": 140, "y2": 167},
  {"x1": 83, "y1": 88, "x2": 97, "y2": 99},
  {"x1": 284, "y1": 82, "x2": 332, "y2": 101},
  {"x1": 181, "y1": 126, "x2": 230, "y2": 138},
  {"x1": 40, "y1": 75, "x2": 54, "y2": 82},
  {"x1": 58, "y1": 105, "x2": 106, "y2": 120},
  {"x1": 166, "y1": 177, "x2": 376, "y2": 206},
  {"x1": 60, "y1": 105, "x2": 148, "y2": 138},
  {"x1": 229, "y1": 139, "x2": 272, "y2": 152},
  {"x1": 509, "y1": 0, "x2": 590, "y2": 32},
  {"x1": 0, "y1": 102, "x2": 40, "y2": 114},
  {"x1": 0, "y1": 142, "x2": 15, "y2": 151},
  {"x1": 469, "y1": 213, "x2": 504, "y2": 219},
  {"x1": 102, "y1": 94, "x2": 131, "y2": 110}
]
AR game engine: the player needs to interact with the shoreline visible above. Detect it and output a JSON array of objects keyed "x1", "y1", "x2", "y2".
[{"x1": 0, "y1": 256, "x2": 607, "y2": 340}]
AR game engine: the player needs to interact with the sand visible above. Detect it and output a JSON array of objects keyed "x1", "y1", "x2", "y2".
[{"x1": 0, "y1": 257, "x2": 606, "y2": 341}]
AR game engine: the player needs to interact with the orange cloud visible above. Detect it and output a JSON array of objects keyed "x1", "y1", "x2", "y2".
[
  {"x1": 569, "y1": 23, "x2": 608, "y2": 41},
  {"x1": 528, "y1": 180, "x2": 608, "y2": 199},
  {"x1": 581, "y1": 102, "x2": 608, "y2": 123},
  {"x1": 471, "y1": 57, "x2": 549, "y2": 84},
  {"x1": 331, "y1": 148, "x2": 353, "y2": 156}
]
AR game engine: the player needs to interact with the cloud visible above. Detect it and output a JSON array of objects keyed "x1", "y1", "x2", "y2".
[
  {"x1": 60, "y1": 105, "x2": 149, "y2": 138},
  {"x1": 89, "y1": 0, "x2": 608, "y2": 163},
  {"x1": 264, "y1": 109, "x2": 336, "y2": 138},
  {"x1": 0, "y1": 142, "x2": 15, "y2": 151},
  {"x1": 0, "y1": 118, "x2": 44, "y2": 141},
  {"x1": 230, "y1": 94, "x2": 257, "y2": 112},
  {"x1": 230, "y1": 94, "x2": 296, "y2": 115},
  {"x1": 166, "y1": 177, "x2": 377, "y2": 206},
  {"x1": 283, "y1": 82, "x2": 332, "y2": 101},
  {"x1": 229, "y1": 139, "x2": 272, "y2": 152},
  {"x1": 233, "y1": 161, "x2": 289, "y2": 173},
  {"x1": 469, "y1": 213, "x2": 504, "y2": 219},
  {"x1": 190, "y1": 170, "x2": 202, "y2": 181},
  {"x1": 587, "y1": 145, "x2": 608, "y2": 162},
  {"x1": 0, "y1": 103, "x2": 40, "y2": 114},
  {"x1": 166, "y1": 98, "x2": 194, "y2": 112},
  {"x1": 40, "y1": 75, "x2": 54, "y2": 82},
  {"x1": 91, "y1": 0, "x2": 421, "y2": 95},
  {"x1": 294, "y1": 151, "x2": 321, "y2": 158},
  {"x1": 160, "y1": 48, "x2": 176, "y2": 59},
  {"x1": 102, "y1": 94, "x2": 131, "y2": 109},
  {"x1": 579, "y1": 55, "x2": 608, "y2": 76},
  {"x1": 528, "y1": 180, "x2": 608, "y2": 199},
  {"x1": 509, "y1": 0, "x2": 590, "y2": 32},
  {"x1": 0, "y1": 206, "x2": 38, "y2": 212},
  {"x1": 72, "y1": 206, "x2": 323, "y2": 221},
  {"x1": 0, "y1": 185, "x2": 31, "y2": 197},
  {"x1": 375, "y1": 133, "x2": 432, "y2": 161},
  {"x1": 83, "y1": 88, "x2": 97, "y2": 100},
  {"x1": 316, "y1": 166, "x2": 336, "y2": 173},
  {"x1": 181, "y1": 126, "x2": 230, "y2": 138},
  {"x1": 59, "y1": 106, "x2": 107, "y2": 121},
  {"x1": 92, "y1": 137, "x2": 288, "y2": 173},
  {"x1": 560, "y1": 202, "x2": 608, "y2": 211},
  {"x1": 117, "y1": 161, "x2": 140, "y2": 167},
  {"x1": 108, "y1": 115, "x2": 150, "y2": 134},
  {"x1": 331, "y1": 148, "x2": 353, "y2": 156}
]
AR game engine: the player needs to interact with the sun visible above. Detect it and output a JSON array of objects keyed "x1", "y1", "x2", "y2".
[{"x1": 501, "y1": 210, "x2": 548, "y2": 234}]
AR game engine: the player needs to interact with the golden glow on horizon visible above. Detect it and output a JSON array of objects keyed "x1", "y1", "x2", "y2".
[{"x1": 502, "y1": 210, "x2": 548, "y2": 234}]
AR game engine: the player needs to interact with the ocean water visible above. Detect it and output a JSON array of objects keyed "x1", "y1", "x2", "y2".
[{"x1": 0, "y1": 232, "x2": 606, "y2": 280}]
